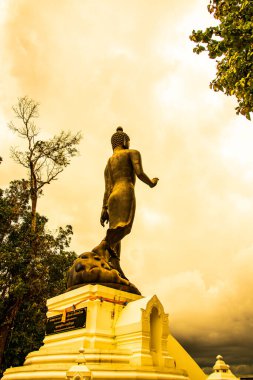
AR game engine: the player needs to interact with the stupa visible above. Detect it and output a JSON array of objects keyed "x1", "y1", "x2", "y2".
[
  {"x1": 207, "y1": 355, "x2": 239, "y2": 380},
  {"x1": 2, "y1": 128, "x2": 206, "y2": 380}
]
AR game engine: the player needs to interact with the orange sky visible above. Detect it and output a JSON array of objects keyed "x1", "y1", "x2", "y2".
[{"x1": 0, "y1": 0, "x2": 252, "y2": 375}]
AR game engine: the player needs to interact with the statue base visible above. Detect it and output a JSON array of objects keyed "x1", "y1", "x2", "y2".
[
  {"x1": 66, "y1": 251, "x2": 141, "y2": 295},
  {"x1": 1, "y1": 284, "x2": 206, "y2": 380}
]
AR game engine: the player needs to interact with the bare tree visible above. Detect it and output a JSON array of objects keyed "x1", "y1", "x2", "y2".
[{"x1": 9, "y1": 96, "x2": 82, "y2": 232}]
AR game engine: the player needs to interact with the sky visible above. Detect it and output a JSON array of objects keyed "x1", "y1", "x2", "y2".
[{"x1": 0, "y1": 0, "x2": 253, "y2": 376}]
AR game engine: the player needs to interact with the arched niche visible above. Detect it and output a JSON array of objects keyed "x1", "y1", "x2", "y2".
[
  {"x1": 149, "y1": 306, "x2": 162, "y2": 366},
  {"x1": 115, "y1": 294, "x2": 172, "y2": 368}
]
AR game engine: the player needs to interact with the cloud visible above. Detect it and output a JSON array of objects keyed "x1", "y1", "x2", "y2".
[
  {"x1": 141, "y1": 246, "x2": 253, "y2": 375},
  {"x1": 0, "y1": 0, "x2": 253, "y2": 376}
]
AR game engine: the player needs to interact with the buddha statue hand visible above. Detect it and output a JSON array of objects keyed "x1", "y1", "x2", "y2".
[
  {"x1": 150, "y1": 178, "x2": 159, "y2": 188},
  {"x1": 100, "y1": 207, "x2": 109, "y2": 227}
]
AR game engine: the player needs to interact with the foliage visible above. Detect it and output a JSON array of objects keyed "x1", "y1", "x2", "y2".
[
  {"x1": 190, "y1": 0, "x2": 253, "y2": 120},
  {"x1": 9, "y1": 96, "x2": 82, "y2": 231},
  {"x1": 0, "y1": 180, "x2": 77, "y2": 376}
]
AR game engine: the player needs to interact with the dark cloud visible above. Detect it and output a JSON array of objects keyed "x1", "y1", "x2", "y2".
[{"x1": 178, "y1": 336, "x2": 253, "y2": 376}]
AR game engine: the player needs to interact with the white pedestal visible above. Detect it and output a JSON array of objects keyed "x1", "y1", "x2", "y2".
[{"x1": 2, "y1": 284, "x2": 205, "y2": 380}]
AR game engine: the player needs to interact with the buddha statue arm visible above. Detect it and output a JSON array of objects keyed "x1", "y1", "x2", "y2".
[
  {"x1": 100, "y1": 162, "x2": 112, "y2": 226},
  {"x1": 130, "y1": 150, "x2": 159, "y2": 188}
]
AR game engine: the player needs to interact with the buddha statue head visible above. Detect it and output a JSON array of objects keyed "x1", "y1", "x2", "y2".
[{"x1": 111, "y1": 126, "x2": 130, "y2": 150}]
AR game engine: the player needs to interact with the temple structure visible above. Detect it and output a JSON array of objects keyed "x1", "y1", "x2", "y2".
[
  {"x1": 2, "y1": 128, "x2": 207, "y2": 380},
  {"x1": 2, "y1": 284, "x2": 206, "y2": 380},
  {"x1": 207, "y1": 355, "x2": 239, "y2": 380}
]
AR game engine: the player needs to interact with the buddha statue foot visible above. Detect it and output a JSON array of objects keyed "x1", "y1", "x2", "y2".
[
  {"x1": 92, "y1": 240, "x2": 128, "y2": 281},
  {"x1": 91, "y1": 240, "x2": 110, "y2": 259}
]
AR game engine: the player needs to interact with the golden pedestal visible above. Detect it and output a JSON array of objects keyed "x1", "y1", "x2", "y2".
[{"x1": 2, "y1": 284, "x2": 205, "y2": 380}]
